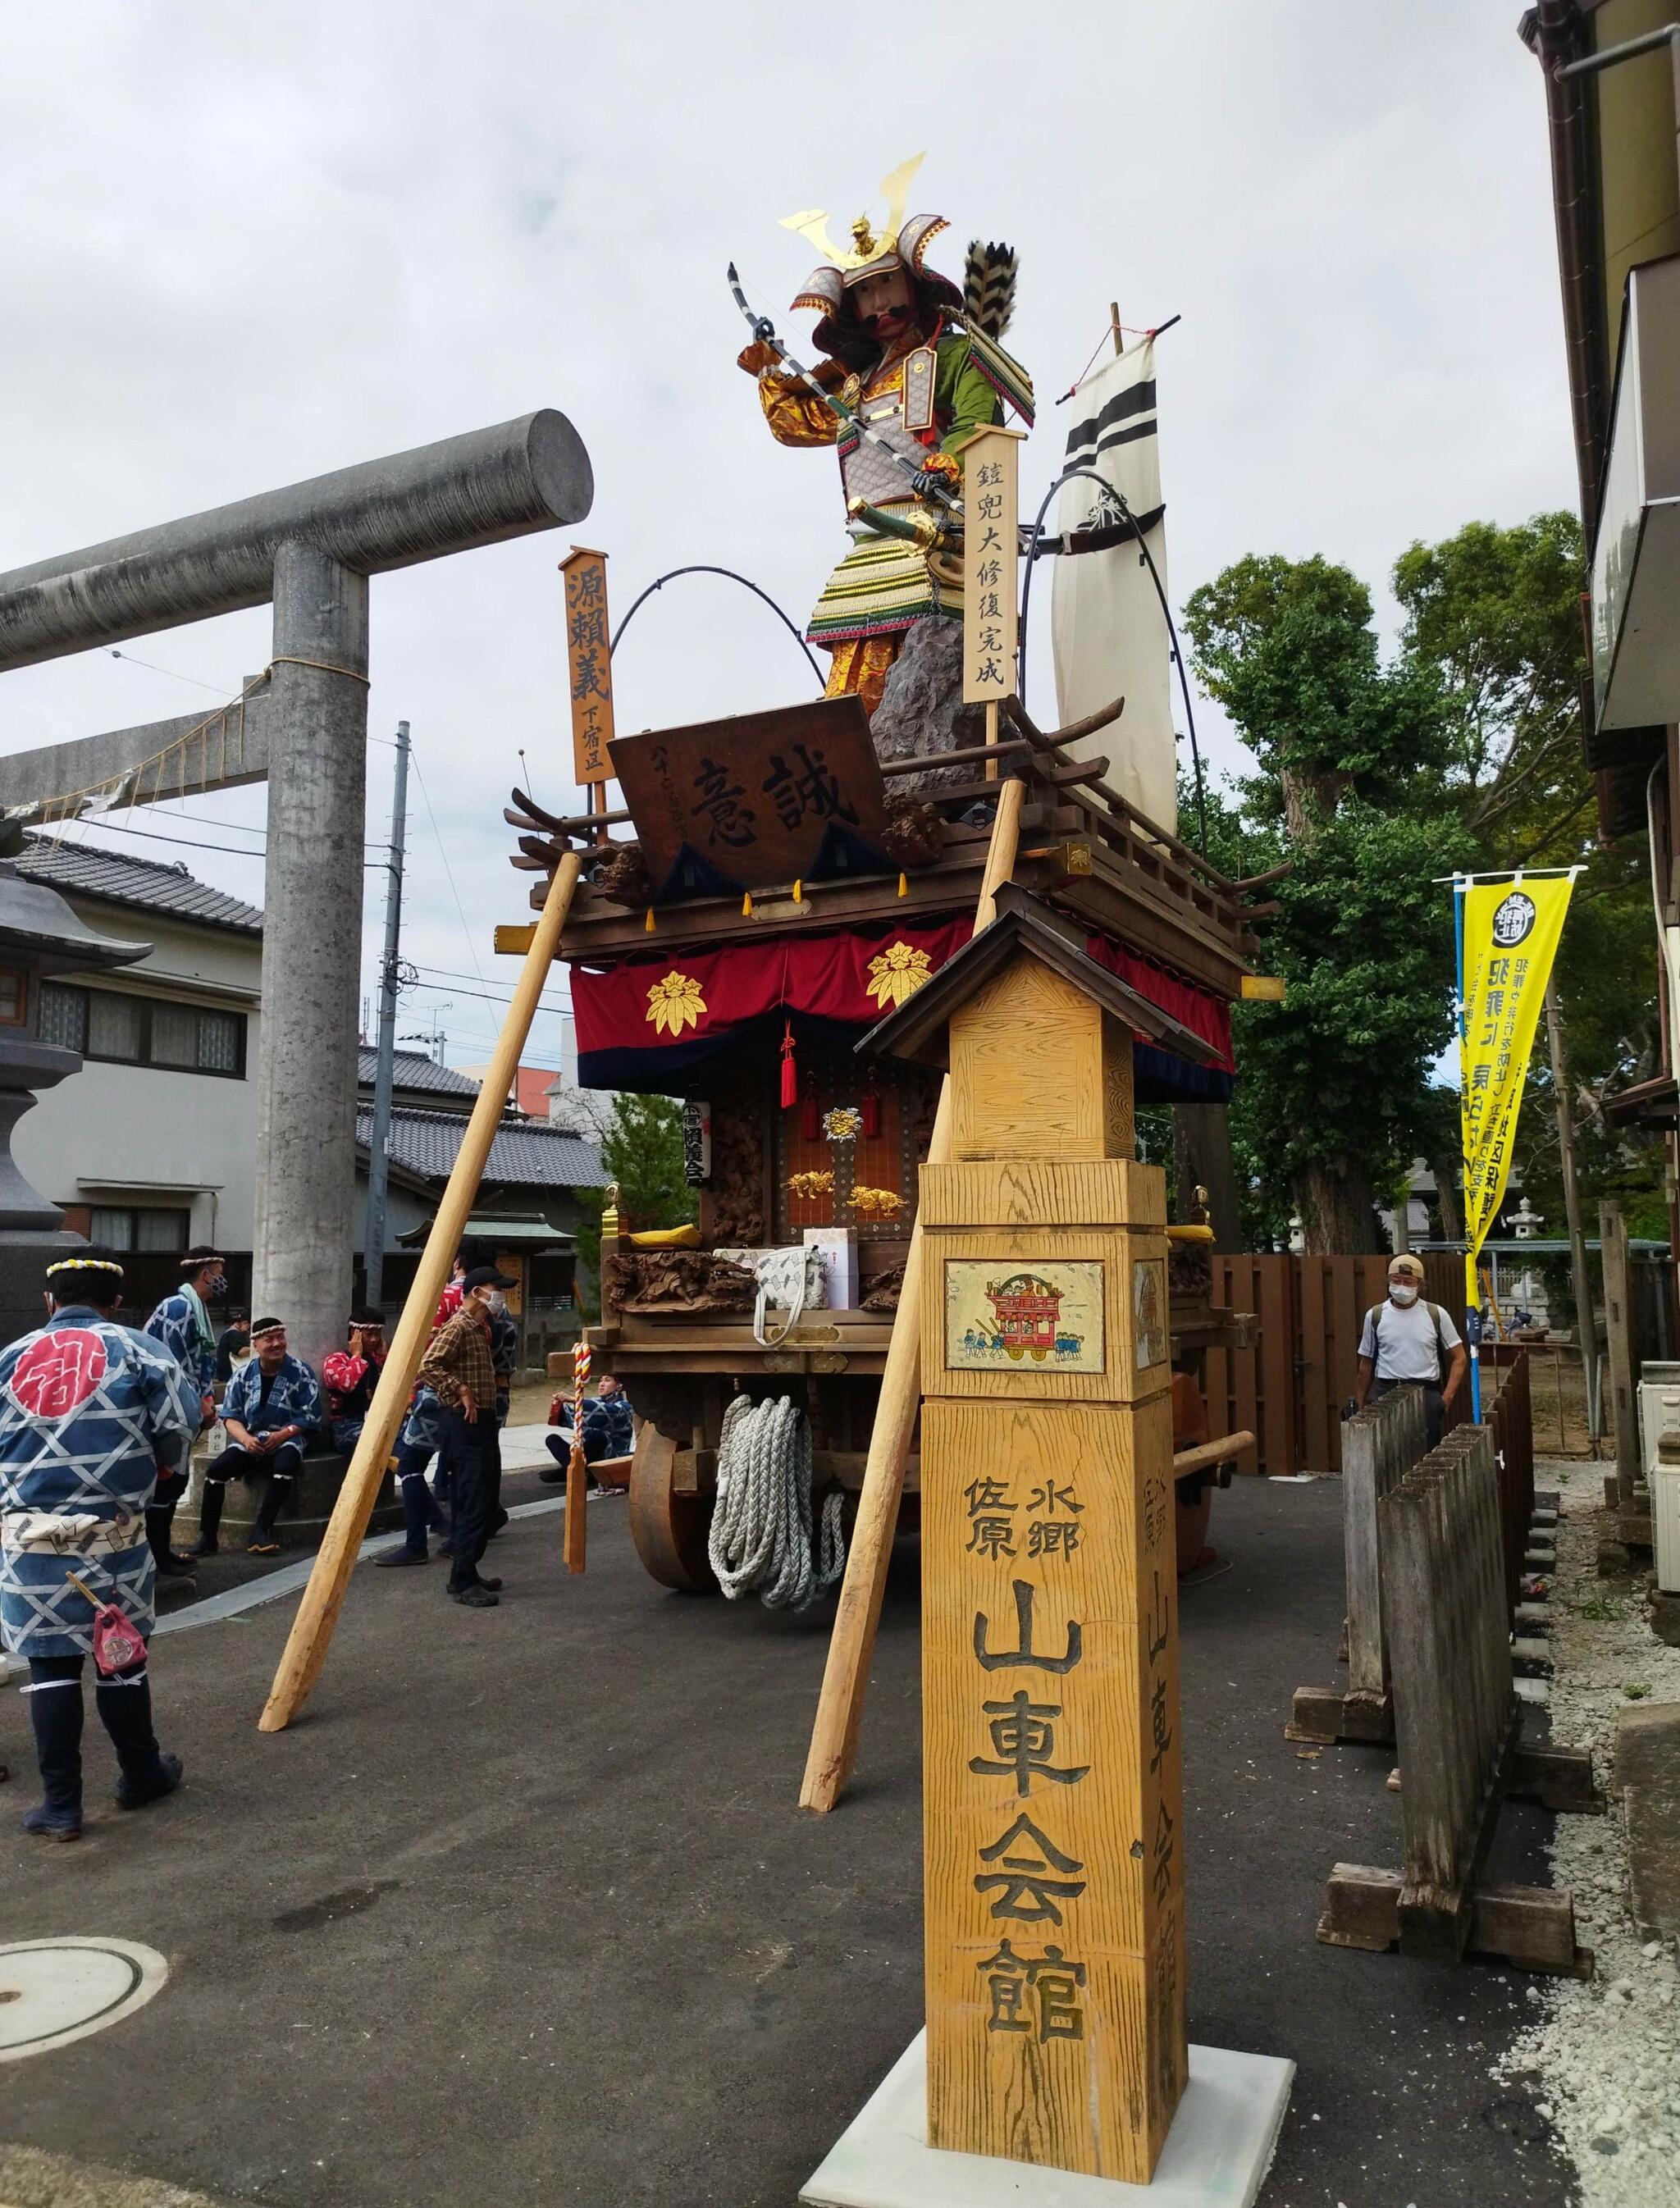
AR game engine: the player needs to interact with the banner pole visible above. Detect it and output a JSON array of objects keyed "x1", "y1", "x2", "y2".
[{"x1": 1455, "y1": 877, "x2": 1481, "y2": 1421}]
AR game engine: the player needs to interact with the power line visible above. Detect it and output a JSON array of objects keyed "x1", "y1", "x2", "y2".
[
  {"x1": 41, "y1": 816, "x2": 389, "y2": 866},
  {"x1": 408, "y1": 740, "x2": 491, "y2": 997}
]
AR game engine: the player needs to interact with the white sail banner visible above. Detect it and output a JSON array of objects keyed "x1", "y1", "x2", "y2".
[{"x1": 1050, "y1": 336, "x2": 1177, "y2": 834}]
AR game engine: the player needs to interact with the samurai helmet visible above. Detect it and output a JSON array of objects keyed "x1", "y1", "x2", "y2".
[{"x1": 782, "y1": 155, "x2": 962, "y2": 352}]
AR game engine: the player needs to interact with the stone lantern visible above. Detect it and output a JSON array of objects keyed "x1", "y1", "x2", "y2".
[{"x1": 0, "y1": 826, "x2": 149, "y2": 1345}]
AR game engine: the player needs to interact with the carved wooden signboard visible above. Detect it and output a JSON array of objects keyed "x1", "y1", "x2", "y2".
[
  {"x1": 608, "y1": 696, "x2": 891, "y2": 897},
  {"x1": 560, "y1": 547, "x2": 615, "y2": 787},
  {"x1": 914, "y1": 947, "x2": 1187, "y2": 2185}
]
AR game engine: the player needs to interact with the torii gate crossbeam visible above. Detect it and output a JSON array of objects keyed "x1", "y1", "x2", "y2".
[{"x1": 0, "y1": 410, "x2": 592, "y2": 1365}]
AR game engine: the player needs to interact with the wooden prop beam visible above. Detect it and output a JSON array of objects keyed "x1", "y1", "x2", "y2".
[
  {"x1": 798, "y1": 778, "x2": 1024, "y2": 1813},
  {"x1": 258, "y1": 851, "x2": 583, "y2": 1733}
]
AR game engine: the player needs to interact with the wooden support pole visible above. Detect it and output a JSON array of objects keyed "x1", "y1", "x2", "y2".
[
  {"x1": 258, "y1": 851, "x2": 583, "y2": 1732},
  {"x1": 1600, "y1": 1198, "x2": 1640, "y2": 1509},
  {"x1": 799, "y1": 778, "x2": 1024, "y2": 1813}
]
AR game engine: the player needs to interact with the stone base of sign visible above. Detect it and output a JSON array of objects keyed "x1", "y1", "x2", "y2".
[{"x1": 801, "y1": 2032, "x2": 1294, "y2": 2208}]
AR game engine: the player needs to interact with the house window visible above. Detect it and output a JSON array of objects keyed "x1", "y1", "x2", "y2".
[
  {"x1": 39, "y1": 983, "x2": 248, "y2": 1079},
  {"x1": 89, "y1": 1205, "x2": 192, "y2": 1252},
  {"x1": 0, "y1": 968, "x2": 25, "y2": 1025}
]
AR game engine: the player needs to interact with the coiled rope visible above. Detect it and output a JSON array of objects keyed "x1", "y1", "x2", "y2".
[{"x1": 707, "y1": 1394, "x2": 846, "y2": 1613}]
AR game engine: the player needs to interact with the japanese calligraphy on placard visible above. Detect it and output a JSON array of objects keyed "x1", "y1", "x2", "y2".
[
  {"x1": 608, "y1": 696, "x2": 891, "y2": 895},
  {"x1": 944, "y1": 1258, "x2": 1106, "y2": 1375},
  {"x1": 923, "y1": 1380, "x2": 1186, "y2": 2183},
  {"x1": 560, "y1": 547, "x2": 615, "y2": 787},
  {"x1": 961, "y1": 425, "x2": 1025, "y2": 705}
]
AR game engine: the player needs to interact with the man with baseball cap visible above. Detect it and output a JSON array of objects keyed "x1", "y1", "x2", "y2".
[
  {"x1": 416, "y1": 1266, "x2": 516, "y2": 1608},
  {"x1": 1354, "y1": 1254, "x2": 1468, "y2": 1446}
]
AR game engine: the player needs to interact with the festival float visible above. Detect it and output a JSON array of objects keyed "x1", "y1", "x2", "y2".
[{"x1": 509, "y1": 159, "x2": 1273, "y2": 1611}]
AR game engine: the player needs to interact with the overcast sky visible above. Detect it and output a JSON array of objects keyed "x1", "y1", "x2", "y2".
[{"x1": 0, "y1": 1, "x2": 1574, "y2": 1080}]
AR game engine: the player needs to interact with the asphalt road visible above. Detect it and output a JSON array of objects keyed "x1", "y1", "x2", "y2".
[{"x1": 1, "y1": 1476, "x2": 1572, "y2": 2208}]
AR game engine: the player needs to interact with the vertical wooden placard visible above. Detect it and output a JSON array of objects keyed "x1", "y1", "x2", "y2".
[
  {"x1": 560, "y1": 546, "x2": 615, "y2": 787},
  {"x1": 961, "y1": 426, "x2": 1027, "y2": 706},
  {"x1": 919, "y1": 963, "x2": 1187, "y2": 2186}
]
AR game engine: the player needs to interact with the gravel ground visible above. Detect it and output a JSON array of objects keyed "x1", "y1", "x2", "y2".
[{"x1": 1495, "y1": 1456, "x2": 1680, "y2": 2199}]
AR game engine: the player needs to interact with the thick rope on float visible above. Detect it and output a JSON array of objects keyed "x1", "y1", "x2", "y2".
[{"x1": 708, "y1": 1393, "x2": 845, "y2": 1613}]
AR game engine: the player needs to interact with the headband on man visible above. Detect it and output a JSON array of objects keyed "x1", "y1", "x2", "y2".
[
  {"x1": 45, "y1": 1257, "x2": 125, "y2": 1278},
  {"x1": 249, "y1": 1317, "x2": 286, "y2": 1341}
]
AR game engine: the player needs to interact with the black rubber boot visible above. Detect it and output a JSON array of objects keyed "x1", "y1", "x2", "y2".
[
  {"x1": 147, "y1": 1503, "x2": 194, "y2": 1577},
  {"x1": 95, "y1": 1661, "x2": 179, "y2": 1806},
  {"x1": 23, "y1": 1664, "x2": 84, "y2": 1839},
  {"x1": 190, "y1": 1479, "x2": 225, "y2": 1556}
]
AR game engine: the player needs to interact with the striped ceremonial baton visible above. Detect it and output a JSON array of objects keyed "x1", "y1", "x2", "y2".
[{"x1": 565, "y1": 1334, "x2": 589, "y2": 1574}]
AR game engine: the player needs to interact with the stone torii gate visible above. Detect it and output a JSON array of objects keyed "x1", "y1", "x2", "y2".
[{"x1": 0, "y1": 410, "x2": 592, "y2": 1364}]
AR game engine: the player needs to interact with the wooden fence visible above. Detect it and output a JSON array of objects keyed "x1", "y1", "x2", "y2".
[
  {"x1": 1318, "y1": 1418, "x2": 1599, "y2": 1974},
  {"x1": 1205, "y1": 1253, "x2": 1468, "y2": 1476}
]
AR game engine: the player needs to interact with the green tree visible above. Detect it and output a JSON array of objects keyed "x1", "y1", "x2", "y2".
[
  {"x1": 572, "y1": 1093, "x2": 696, "y2": 1316},
  {"x1": 1184, "y1": 556, "x2": 1471, "y2": 1250},
  {"x1": 1395, "y1": 514, "x2": 1664, "y2": 1240}
]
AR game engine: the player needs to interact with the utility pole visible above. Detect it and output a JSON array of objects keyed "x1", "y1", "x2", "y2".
[
  {"x1": 1545, "y1": 976, "x2": 1601, "y2": 1451},
  {"x1": 363, "y1": 720, "x2": 410, "y2": 1309}
]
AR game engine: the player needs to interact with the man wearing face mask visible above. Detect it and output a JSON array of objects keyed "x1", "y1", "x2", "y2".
[
  {"x1": 416, "y1": 1266, "x2": 517, "y2": 1608},
  {"x1": 143, "y1": 1246, "x2": 226, "y2": 1577},
  {"x1": 1354, "y1": 1255, "x2": 1467, "y2": 1446},
  {"x1": 740, "y1": 170, "x2": 1032, "y2": 717}
]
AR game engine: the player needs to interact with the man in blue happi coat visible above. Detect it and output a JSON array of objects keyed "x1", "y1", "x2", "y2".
[
  {"x1": 0, "y1": 1247, "x2": 200, "y2": 1841},
  {"x1": 143, "y1": 1244, "x2": 226, "y2": 1578},
  {"x1": 196, "y1": 1316, "x2": 323, "y2": 1557}
]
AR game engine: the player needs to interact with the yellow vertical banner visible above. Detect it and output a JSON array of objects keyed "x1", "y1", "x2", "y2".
[
  {"x1": 961, "y1": 427, "x2": 1026, "y2": 705},
  {"x1": 560, "y1": 546, "x2": 614, "y2": 787},
  {"x1": 1460, "y1": 873, "x2": 1577, "y2": 1265}
]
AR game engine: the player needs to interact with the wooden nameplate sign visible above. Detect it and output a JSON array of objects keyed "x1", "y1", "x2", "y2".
[
  {"x1": 803, "y1": 894, "x2": 1292, "y2": 2205},
  {"x1": 608, "y1": 695, "x2": 892, "y2": 900}
]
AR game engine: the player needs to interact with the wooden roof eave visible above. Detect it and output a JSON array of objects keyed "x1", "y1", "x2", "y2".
[{"x1": 855, "y1": 885, "x2": 1227, "y2": 1072}]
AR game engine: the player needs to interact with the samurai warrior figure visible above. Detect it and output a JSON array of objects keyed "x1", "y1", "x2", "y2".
[{"x1": 740, "y1": 157, "x2": 1033, "y2": 716}]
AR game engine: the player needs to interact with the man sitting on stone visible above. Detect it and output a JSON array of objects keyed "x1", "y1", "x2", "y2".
[
  {"x1": 542, "y1": 1372, "x2": 634, "y2": 1488},
  {"x1": 193, "y1": 1317, "x2": 323, "y2": 1558},
  {"x1": 322, "y1": 1308, "x2": 387, "y2": 1453}
]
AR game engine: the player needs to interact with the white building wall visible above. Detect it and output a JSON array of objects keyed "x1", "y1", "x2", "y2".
[{"x1": 12, "y1": 896, "x2": 263, "y2": 1248}]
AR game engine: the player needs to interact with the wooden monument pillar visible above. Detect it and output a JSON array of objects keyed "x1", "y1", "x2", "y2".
[{"x1": 861, "y1": 892, "x2": 1206, "y2": 2187}]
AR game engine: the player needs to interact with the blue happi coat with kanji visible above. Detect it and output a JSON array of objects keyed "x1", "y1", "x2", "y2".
[
  {"x1": 0, "y1": 1308, "x2": 201, "y2": 1658},
  {"x1": 144, "y1": 1287, "x2": 217, "y2": 1396},
  {"x1": 220, "y1": 1353, "x2": 323, "y2": 1439}
]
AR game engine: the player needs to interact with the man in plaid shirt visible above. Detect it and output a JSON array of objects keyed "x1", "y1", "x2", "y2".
[{"x1": 418, "y1": 1266, "x2": 514, "y2": 1608}]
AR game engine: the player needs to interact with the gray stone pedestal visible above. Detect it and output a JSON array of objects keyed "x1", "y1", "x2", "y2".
[{"x1": 801, "y1": 2033, "x2": 1294, "y2": 2208}]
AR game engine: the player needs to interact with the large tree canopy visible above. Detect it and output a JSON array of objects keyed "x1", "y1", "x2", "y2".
[{"x1": 1183, "y1": 515, "x2": 1661, "y2": 1252}]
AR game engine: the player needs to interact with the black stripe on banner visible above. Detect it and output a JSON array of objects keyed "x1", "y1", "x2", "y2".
[
  {"x1": 1063, "y1": 376, "x2": 1157, "y2": 460},
  {"x1": 1085, "y1": 417, "x2": 1159, "y2": 463}
]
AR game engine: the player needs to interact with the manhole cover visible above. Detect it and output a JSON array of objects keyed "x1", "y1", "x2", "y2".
[{"x1": 0, "y1": 1938, "x2": 167, "y2": 2062}]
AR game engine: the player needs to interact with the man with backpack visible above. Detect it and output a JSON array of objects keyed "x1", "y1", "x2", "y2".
[{"x1": 1354, "y1": 1254, "x2": 1468, "y2": 1446}]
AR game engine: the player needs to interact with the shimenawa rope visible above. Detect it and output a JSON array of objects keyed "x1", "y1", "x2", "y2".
[{"x1": 707, "y1": 1394, "x2": 845, "y2": 1613}]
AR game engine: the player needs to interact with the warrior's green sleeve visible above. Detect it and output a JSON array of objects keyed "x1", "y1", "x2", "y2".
[{"x1": 934, "y1": 336, "x2": 1005, "y2": 456}]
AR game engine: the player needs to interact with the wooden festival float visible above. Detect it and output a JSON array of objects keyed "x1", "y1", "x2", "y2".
[{"x1": 508, "y1": 680, "x2": 1272, "y2": 1600}]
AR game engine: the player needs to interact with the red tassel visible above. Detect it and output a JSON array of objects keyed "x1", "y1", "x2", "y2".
[
  {"x1": 801, "y1": 1069, "x2": 820, "y2": 1140},
  {"x1": 861, "y1": 1067, "x2": 880, "y2": 1138},
  {"x1": 780, "y1": 1020, "x2": 797, "y2": 1111}
]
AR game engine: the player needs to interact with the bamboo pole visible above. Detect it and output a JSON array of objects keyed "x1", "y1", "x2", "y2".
[
  {"x1": 565, "y1": 1334, "x2": 589, "y2": 1573},
  {"x1": 258, "y1": 851, "x2": 584, "y2": 1732},
  {"x1": 798, "y1": 778, "x2": 1025, "y2": 1812}
]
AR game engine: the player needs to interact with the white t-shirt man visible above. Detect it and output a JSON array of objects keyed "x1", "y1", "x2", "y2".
[{"x1": 1358, "y1": 1295, "x2": 1463, "y2": 1384}]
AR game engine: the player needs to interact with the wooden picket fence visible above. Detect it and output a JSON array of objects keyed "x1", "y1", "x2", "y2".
[
  {"x1": 1204, "y1": 1253, "x2": 1468, "y2": 1476},
  {"x1": 1317, "y1": 1420, "x2": 1600, "y2": 1974}
]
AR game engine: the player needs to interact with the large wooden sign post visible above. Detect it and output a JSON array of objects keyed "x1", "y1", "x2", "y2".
[{"x1": 802, "y1": 893, "x2": 1293, "y2": 2206}]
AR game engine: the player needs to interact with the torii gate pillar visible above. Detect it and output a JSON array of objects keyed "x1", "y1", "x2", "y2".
[{"x1": 253, "y1": 542, "x2": 371, "y2": 1357}]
